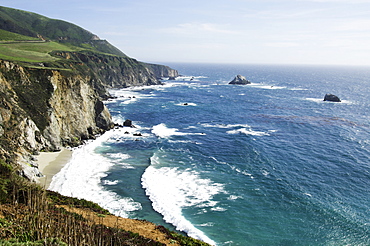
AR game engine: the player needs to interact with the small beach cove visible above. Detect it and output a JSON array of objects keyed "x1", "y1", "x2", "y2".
[{"x1": 36, "y1": 148, "x2": 72, "y2": 189}]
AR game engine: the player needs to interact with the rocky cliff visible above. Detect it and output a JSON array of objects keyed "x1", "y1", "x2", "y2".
[
  {"x1": 0, "y1": 59, "x2": 114, "y2": 181},
  {"x1": 144, "y1": 63, "x2": 179, "y2": 79},
  {"x1": 51, "y1": 51, "x2": 178, "y2": 90},
  {"x1": 0, "y1": 6, "x2": 179, "y2": 182}
]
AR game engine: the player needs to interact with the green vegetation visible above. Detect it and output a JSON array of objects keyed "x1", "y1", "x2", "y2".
[
  {"x1": 0, "y1": 6, "x2": 126, "y2": 57},
  {"x1": 0, "y1": 5, "x2": 127, "y2": 67},
  {"x1": 0, "y1": 41, "x2": 76, "y2": 63},
  {"x1": 0, "y1": 160, "x2": 13, "y2": 203},
  {"x1": 0, "y1": 158, "x2": 210, "y2": 245},
  {"x1": 156, "y1": 226, "x2": 211, "y2": 246},
  {"x1": 0, "y1": 29, "x2": 39, "y2": 41}
]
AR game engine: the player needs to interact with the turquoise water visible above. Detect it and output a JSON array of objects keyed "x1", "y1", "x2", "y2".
[{"x1": 50, "y1": 63, "x2": 370, "y2": 245}]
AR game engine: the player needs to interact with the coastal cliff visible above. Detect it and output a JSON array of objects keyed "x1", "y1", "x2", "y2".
[
  {"x1": 0, "y1": 55, "x2": 178, "y2": 181},
  {"x1": 144, "y1": 63, "x2": 179, "y2": 79},
  {"x1": 0, "y1": 6, "x2": 178, "y2": 180},
  {"x1": 0, "y1": 59, "x2": 114, "y2": 181},
  {"x1": 52, "y1": 51, "x2": 178, "y2": 90}
]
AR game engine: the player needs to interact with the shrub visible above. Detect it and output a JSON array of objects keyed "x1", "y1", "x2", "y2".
[{"x1": 0, "y1": 160, "x2": 13, "y2": 203}]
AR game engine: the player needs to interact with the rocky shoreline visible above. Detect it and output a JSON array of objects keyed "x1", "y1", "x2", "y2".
[{"x1": 0, "y1": 58, "x2": 178, "y2": 182}]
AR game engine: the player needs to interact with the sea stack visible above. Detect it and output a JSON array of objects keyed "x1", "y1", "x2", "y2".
[
  {"x1": 123, "y1": 119, "x2": 133, "y2": 127},
  {"x1": 229, "y1": 75, "x2": 251, "y2": 85},
  {"x1": 324, "y1": 94, "x2": 341, "y2": 102}
]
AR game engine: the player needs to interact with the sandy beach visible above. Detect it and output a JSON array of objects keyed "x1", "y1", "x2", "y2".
[{"x1": 36, "y1": 148, "x2": 72, "y2": 189}]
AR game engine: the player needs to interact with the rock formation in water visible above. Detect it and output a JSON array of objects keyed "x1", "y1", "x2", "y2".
[
  {"x1": 324, "y1": 94, "x2": 341, "y2": 102},
  {"x1": 229, "y1": 75, "x2": 251, "y2": 85}
]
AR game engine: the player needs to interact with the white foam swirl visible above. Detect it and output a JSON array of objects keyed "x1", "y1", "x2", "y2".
[
  {"x1": 141, "y1": 153, "x2": 222, "y2": 245},
  {"x1": 49, "y1": 130, "x2": 142, "y2": 217}
]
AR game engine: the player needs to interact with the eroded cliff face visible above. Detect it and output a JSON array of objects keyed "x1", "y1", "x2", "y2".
[
  {"x1": 0, "y1": 49, "x2": 179, "y2": 182},
  {"x1": 0, "y1": 60, "x2": 114, "y2": 181},
  {"x1": 144, "y1": 63, "x2": 179, "y2": 79},
  {"x1": 51, "y1": 51, "x2": 178, "y2": 90}
]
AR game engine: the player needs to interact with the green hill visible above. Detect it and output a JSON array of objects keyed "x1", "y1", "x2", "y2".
[
  {"x1": 0, "y1": 29, "x2": 39, "y2": 41},
  {"x1": 0, "y1": 5, "x2": 177, "y2": 81},
  {"x1": 0, "y1": 6, "x2": 126, "y2": 60}
]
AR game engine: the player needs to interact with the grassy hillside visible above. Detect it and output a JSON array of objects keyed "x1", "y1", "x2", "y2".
[
  {"x1": 0, "y1": 29, "x2": 39, "y2": 41},
  {"x1": 0, "y1": 6, "x2": 120, "y2": 68},
  {"x1": 0, "y1": 5, "x2": 127, "y2": 59},
  {"x1": 0, "y1": 6, "x2": 94, "y2": 43},
  {"x1": 0, "y1": 41, "x2": 76, "y2": 63}
]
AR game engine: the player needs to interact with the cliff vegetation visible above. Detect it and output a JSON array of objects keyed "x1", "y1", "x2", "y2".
[
  {"x1": 0, "y1": 159, "x2": 210, "y2": 245},
  {"x1": 0, "y1": 5, "x2": 205, "y2": 246}
]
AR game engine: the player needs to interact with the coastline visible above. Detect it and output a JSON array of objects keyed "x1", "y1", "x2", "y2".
[{"x1": 36, "y1": 148, "x2": 72, "y2": 189}]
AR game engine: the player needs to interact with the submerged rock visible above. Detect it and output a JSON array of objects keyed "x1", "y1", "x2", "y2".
[
  {"x1": 324, "y1": 94, "x2": 341, "y2": 102},
  {"x1": 229, "y1": 75, "x2": 251, "y2": 85}
]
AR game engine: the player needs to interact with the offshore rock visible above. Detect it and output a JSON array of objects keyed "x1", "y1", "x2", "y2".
[
  {"x1": 229, "y1": 75, "x2": 251, "y2": 85},
  {"x1": 123, "y1": 119, "x2": 133, "y2": 127},
  {"x1": 324, "y1": 94, "x2": 341, "y2": 102}
]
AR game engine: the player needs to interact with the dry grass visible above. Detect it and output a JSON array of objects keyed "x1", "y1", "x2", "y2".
[
  {"x1": 0, "y1": 187, "x2": 166, "y2": 245},
  {"x1": 0, "y1": 160, "x2": 211, "y2": 245},
  {"x1": 59, "y1": 205, "x2": 181, "y2": 246}
]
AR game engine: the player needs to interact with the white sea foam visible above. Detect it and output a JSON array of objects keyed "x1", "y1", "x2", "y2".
[
  {"x1": 262, "y1": 170, "x2": 270, "y2": 176},
  {"x1": 227, "y1": 128, "x2": 270, "y2": 136},
  {"x1": 141, "y1": 153, "x2": 223, "y2": 245},
  {"x1": 229, "y1": 165, "x2": 255, "y2": 179},
  {"x1": 197, "y1": 222, "x2": 215, "y2": 227},
  {"x1": 227, "y1": 195, "x2": 243, "y2": 200},
  {"x1": 176, "y1": 102, "x2": 197, "y2": 106},
  {"x1": 306, "y1": 98, "x2": 325, "y2": 103},
  {"x1": 103, "y1": 126, "x2": 149, "y2": 144},
  {"x1": 107, "y1": 153, "x2": 131, "y2": 160},
  {"x1": 106, "y1": 153, "x2": 134, "y2": 169},
  {"x1": 152, "y1": 123, "x2": 206, "y2": 138},
  {"x1": 304, "y1": 193, "x2": 313, "y2": 197},
  {"x1": 201, "y1": 123, "x2": 251, "y2": 129},
  {"x1": 250, "y1": 83, "x2": 286, "y2": 90},
  {"x1": 109, "y1": 87, "x2": 157, "y2": 105},
  {"x1": 175, "y1": 75, "x2": 207, "y2": 81},
  {"x1": 103, "y1": 180, "x2": 119, "y2": 185},
  {"x1": 112, "y1": 114, "x2": 125, "y2": 125},
  {"x1": 49, "y1": 131, "x2": 142, "y2": 217},
  {"x1": 210, "y1": 207, "x2": 227, "y2": 212}
]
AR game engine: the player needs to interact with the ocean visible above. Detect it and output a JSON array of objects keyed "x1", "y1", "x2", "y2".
[{"x1": 49, "y1": 63, "x2": 370, "y2": 245}]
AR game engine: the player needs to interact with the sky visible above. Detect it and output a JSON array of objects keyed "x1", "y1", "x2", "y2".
[{"x1": 2, "y1": 0, "x2": 370, "y2": 66}]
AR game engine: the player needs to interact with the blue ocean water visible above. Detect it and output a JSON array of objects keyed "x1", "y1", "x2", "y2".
[{"x1": 50, "y1": 63, "x2": 370, "y2": 245}]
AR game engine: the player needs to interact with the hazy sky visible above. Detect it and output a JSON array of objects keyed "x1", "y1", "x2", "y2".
[{"x1": 2, "y1": 0, "x2": 370, "y2": 66}]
